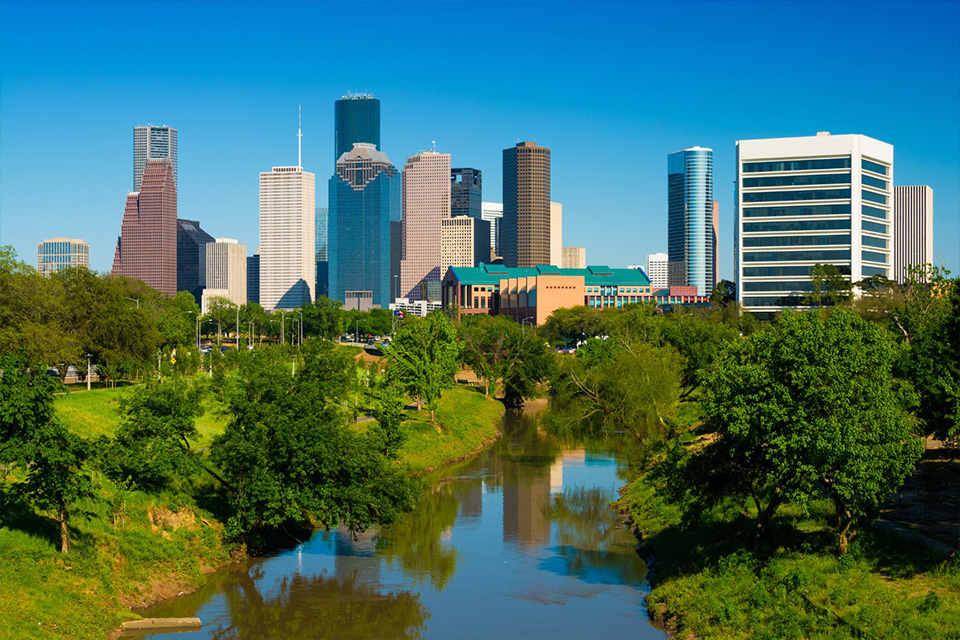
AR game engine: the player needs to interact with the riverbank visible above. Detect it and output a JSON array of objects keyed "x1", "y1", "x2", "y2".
[
  {"x1": 2, "y1": 384, "x2": 504, "y2": 640},
  {"x1": 615, "y1": 470, "x2": 960, "y2": 639}
]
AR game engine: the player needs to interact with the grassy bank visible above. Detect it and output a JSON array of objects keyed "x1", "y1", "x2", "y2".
[
  {"x1": 397, "y1": 387, "x2": 505, "y2": 473},
  {"x1": 616, "y1": 471, "x2": 960, "y2": 639},
  {"x1": 3, "y1": 381, "x2": 503, "y2": 640}
]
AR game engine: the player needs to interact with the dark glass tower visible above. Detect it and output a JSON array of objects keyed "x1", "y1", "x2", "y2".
[
  {"x1": 328, "y1": 144, "x2": 400, "y2": 308},
  {"x1": 176, "y1": 218, "x2": 214, "y2": 304},
  {"x1": 334, "y1": 95, "x2": 380, "y2": 161},
  {"x1": 451, "y1": 168, "x2": 482, "y2": 220}
]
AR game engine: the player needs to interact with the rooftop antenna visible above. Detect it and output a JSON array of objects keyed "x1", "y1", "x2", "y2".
[
  {"x1": 432, "y1": 140, "x2": 436, "y2": 152},
  {"x1": 298, "y1": 104, "x2": 302, "y2": 169}
]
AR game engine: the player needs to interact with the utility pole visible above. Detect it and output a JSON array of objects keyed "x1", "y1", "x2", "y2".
[{"x1": 86, "y1": 353, "x2": 92, "y2": 391}]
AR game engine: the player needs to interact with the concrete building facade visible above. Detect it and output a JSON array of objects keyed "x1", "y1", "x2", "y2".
[
  {"x1": 892, "y1": 185, "x2": 933, "y2": 283},
  {"x1": 37, "y1": 238, "x2": 89, "y2": 276},
  {"x1": 645, "y1": 252, "x2": 669, "y2": 289},
  {"x1": 134, "y1": 125, "x2": 177, "y2": 192},
  {"x1": 550, "y1": 202, "x2": 563, "y2": 266},
  {"x1": 201, "y1": 238, "x2": 247, "y2": 312},
  {"x1": 561, "y1": 246, "x2": 586, "y2": 270},
  {"x1": 736, "y1": 132, "x2": 893, "y2": 317},
  {"x1": 400, "y1": 151, "x2": 451, "y2": 300},
  {"x1": 112, "y1": 159, "x2": 177, "y2": 295},
  {"x1": 502, "y1": 142, "x2": 551, "y2": 268},
  {"x1": 441, "y1": 216, "x2": 491, "y2": 270},
  {"x1": 259, "y1": 166, "x2": 316, "y2": 310}
]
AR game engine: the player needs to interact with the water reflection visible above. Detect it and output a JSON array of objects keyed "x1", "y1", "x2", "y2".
[{"x1": 140, "y1": 401, "x2": 661, "y2": 639}]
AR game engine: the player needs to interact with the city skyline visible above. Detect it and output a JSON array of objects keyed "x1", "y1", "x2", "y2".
[{"x1": 1, "y1": 1, "x2": 957, "y2": 280}]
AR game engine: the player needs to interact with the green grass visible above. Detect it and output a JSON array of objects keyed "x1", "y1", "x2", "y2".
[
  {"x1": 396, "y1": 387, "x2": 505, "y2": 473},
  {"x1": 616, "y1": 470, "x2": 960, "y2": 639}
]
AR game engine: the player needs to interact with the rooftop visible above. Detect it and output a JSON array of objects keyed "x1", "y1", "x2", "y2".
[{"x1": 446, "y1": 263, "x2": 651, "y2": 287}]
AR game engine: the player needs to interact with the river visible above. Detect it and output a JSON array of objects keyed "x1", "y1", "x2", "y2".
[{"x1": 136, "y1": 401, "x2": 664, "y2": 639}]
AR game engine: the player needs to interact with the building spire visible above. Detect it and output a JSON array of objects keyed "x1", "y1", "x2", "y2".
[{"x1": 298, "y1": 104, "x2": 302, "y2": 168}]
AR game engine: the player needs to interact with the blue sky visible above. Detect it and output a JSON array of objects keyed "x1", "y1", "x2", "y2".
[{"x1": 1, "y1": 0, "x2": 958, "y2": 279}]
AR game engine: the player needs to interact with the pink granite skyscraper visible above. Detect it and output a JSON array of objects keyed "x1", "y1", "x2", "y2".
[
  {"x1": 112, "y1": 159, "x2": 177, "y2": 295},
  {"x1": 400, "y1": 151, "x2": 451, "y2": 300}
]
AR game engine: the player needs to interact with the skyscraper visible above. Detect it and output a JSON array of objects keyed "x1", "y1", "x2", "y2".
[
  {"x1": 736, "y1": 132, "x2": 893, "y2": 318},
  {"x1": 561, "y1": 246, "x2": 586, "y2": 269},
  {"x1": 316, "y1": 206, "x2": 329, "y2": 298},
  {"x1": 481, "y1": 202, "x2": 503, "y2": 260},
  {"x1": 329, "y1": 143, "x2": 400, "y2": 308},
  {"x1": 134, "y1": 125, "x2": 177, "y2": 192},
  {"x1": 893, "y1": 186, "x2": 933, "y2": 283},
  {"x1": 260, "y1": 166, "x2": 316, "y2": 310},
  {"x1": 37, "y1": 238, "x2": 89, "y2": 276},
  {"x1": 502, "y1": 142, "x2": 551, "y2": 268},
  {"x1": 712, "y1": 200, "x2": 719, "y2": 288},
  {"x1": 646, "y1": 252, "x2": 669, "y2": 289},
  {"x1": 400, "y1": 151, "x2": 451, "y2": 300},
  {"x1": 177, "y1": 218, "x2": 215, "y2": 304},
  {"x1": 112, "y1": 159, "x2": 177, "y2": 295},
  {"x1": 451, "y1": 168, "x2": 482, "y2": 220},
  {"x1": 247, "y1": 253, "x2": 260, "y2": 304},
  {"x1": 334, "y1": 94, "x2": 380, "y2": 161},
  {"x1": 201, "y1": 238, "x2": 247, "y2": 312},
  {"x1": 441, "y1": 216, "x2": 491, "y2": 270},
  {"x1": 668, "y1": 146, "x2": 714, "y2": 295},
  {"x1": 550, "y1": 202, "x2": 563, "y2": 266}
]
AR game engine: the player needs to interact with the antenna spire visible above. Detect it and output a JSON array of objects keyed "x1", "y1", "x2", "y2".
[{"x1": 297, "y1": 104, "x2": 302, "y2": 168}]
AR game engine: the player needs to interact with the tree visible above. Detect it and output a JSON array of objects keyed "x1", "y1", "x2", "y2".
[
  {"x1": 659, "y1": 309, "x2": 739, "y2": 398},
  {"x1": 804, "y1": 263, "x2": 852, "y2": 307},
  {"x1": 539, "y1": 305, "x2": 612, "y2": 346},
  {"x1": 302, "y1": 297, "x2": 344, "y2": 340},
  {"x1": 368, "y1": 381, "x2": 408, "y2": 459},
  {"x1": 205, "y1": 296, "x2": 237, "y2": 346},
  {"x1": 710, "y1": 279, "x2": 736, "y2": 307},
  {"x1": 690, "y1": 309, "x2": 922, "y2": 553},
  {"x1": 385, "y1": 312, "x2": 459, "y2": 423}
]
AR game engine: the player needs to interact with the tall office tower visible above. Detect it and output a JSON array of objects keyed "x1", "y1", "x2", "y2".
[
  {"x1": 502, "y1": 142, "x2": 551, "y2": 267},
  {"x1": 334, "y1": 94, "x2": 380, "y2": 161},
  {"x1": 668, "y1": 146, "x2": 714, "y2": 295},
  {"x1": 112, "y1": 159, "x2": 177, "y2": 295},
  {"x1": 646, "y1": 252, "x2": 669, "y2": 289},
  {"x1": 893, "y1": 186, "x2": 933, "y2": 283},
  {"x1": 481, "y1": 202, "x2": 503, "y2": 259},
  {"x1": 712, "y1": 200, "x2": 719, "y2": 287},
  {"x1": 451, "y1": 168, "x2": 482, "y2": 219},
  {"x1": 316, "y1": 206, "x2": 329, "y2": 298},
  {"x1": 260, "y1": 166, "x2": 316, "y2": 310},
  {"x1": 441, "y1": 216, "x2": 491, "y2": 270},
  {"x1": 329, "y1": 143, "x2": 400, "y2": 308},
  {"x1": 736, "y1": 132, "x2": 893, "y2": 318},
  {"x1": 134, "y1": 125, "x2": 177, "y2": 192},
  {"x1": 201, "y1": 238, "x2": 247, "y2": 312},
  {"x1": 400, "y1": 151, "x2": 451, "y2": 299},
  {"x1": 550, "y1": 202, "x2": 563, "y2": 266},
  {"x1": 37, "y1": 238, "x2": 89, "y2": 276},
  {"x1": 561, "y1": 246, "x2": 586, "y2": 269},
  {"x1": 247, "y1": 252, "x2": 260, "y2": 304},
  {"x1": 176, "y1": 218, "x2": 215, "y2": 303}
]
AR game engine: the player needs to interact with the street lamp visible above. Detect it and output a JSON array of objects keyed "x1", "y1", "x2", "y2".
[
  {"x1": 522, "y1": 316, "x2": 535, "y2": 335},
  {"x1": 85, "y1": 353, "x2": 92, "y2": 391},
  {"x1": 292, "y1": 353, "x2": 297, "y2": 376},
  {"x1": 296, "y1": 310, "x2": 303, "y2": 347},
  {"x1": 125, "y1": 297, "x2": 140, "y2": 310}
]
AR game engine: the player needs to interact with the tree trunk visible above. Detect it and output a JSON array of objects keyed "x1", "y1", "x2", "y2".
[
  {"x1": 834, "y1": 496, "x2": 853, "y2": 555},
  {"x1": 753, "y1": 489, "x2": 783, "y2": 551},
  {"x1": 416, "y1": 396, "x2": 422, "y2": 411},
  {"x1": 59, "y1": 507, "x2": 70, "y2": 554}
]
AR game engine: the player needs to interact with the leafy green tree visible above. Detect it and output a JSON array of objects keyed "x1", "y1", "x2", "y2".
[
  {"x1": 385, "y1": 312, "x2": 459, "y2": 422},
  {"x1": 500, "y1": 329, "x2": 555, "y2": 407},
  {"x1": 804, "y1": 263, "x2": 852, "y2": 307},
  {"x1": 659, "y1": 309, "x2": 739, "y2": 398},
  {"x1": 155, "y1": 291, "x2": 200, "y2": 347},
  {"x1": 539, "y1": 305, "x2": 612, "y2": 346},
  {"x1": 302, "y1": 297, "x2": 345, "y2": 340},
  {"x1": 710, "y1": 279, "x2": 736, "y2": 307},
  {"x1": 368, "y1": 381, "x2": 408, "y2": 459},
  {"x1": 690, "y1": 309, "x2": 922, "y2": 553},
  {"x1": 205, "y1": 296, "x2": 237, "y2": 345}
]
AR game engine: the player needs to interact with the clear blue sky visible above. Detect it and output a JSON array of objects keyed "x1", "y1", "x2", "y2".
[{"x1": 1, "y1": 0, "x2": 958, "y2": 279}]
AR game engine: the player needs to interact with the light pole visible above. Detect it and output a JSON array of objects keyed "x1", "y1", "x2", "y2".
[
  {"x1": 522, "y1": 316, "x2": 535, "y2": 335},
  {"x1": 296, "y1": 310, "x2": 303, "y2": 347},
  {"x1": 236, "y1": 305, "x2": 240, "y2": 349},
  {"x1": 393, "y1": 274, "x2": 399, "y2": 304},
  {"x1": 281, "y1": 311, "x2": 285, "y2": 345},
  {"x1": 157, "y1": 349, "x2": 162, "y2": 382},
  {"x1": 85, "y1": 353, "x2": 92, "y2": 391},
  {"x1": 125, "y1": 297, "x2": 140, "y2": 310},
  {"x1": 292, "y1": 353, "x2": 296, "y2": 376}
]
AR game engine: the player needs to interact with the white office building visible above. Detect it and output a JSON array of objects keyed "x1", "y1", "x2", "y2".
[
  {"x1": 736, "y1": 132, "x2": 893, "y2": 317},
  {"x1": 562, "y1": 246, "x2": 586, "y2": 269},
  {"x1": 134, "y1": 125, "x2": 177, "y2": 192},
  {"x1": 892, "y1": 186, "x2": 933, "y2": 283},
  {"x1": 550, "y1": 201, "x2": 563, "y2": 266},
  {"x1": 481, "y1": 202, "x2": 503, "y2": 260},
  {"x1": 201, "y1": 238, "x2": 247, "y2": 313},
  {"x1": 260, "y1": 166, "x2": 316, "y2": 310},
  {"x1": 646, "y1": 252, "x2": 669, "y2": 289}
]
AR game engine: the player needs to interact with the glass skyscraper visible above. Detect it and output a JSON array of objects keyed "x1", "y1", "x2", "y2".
[
  {"x1": 334, "y1": 95, "x2": 380, "y2": 161},
  {"x1": 451, "y1": 168, "x2": 482, "y2": 220},
  {"x1": 668, "y1": 146, "x2": 714, "y2": 295},
  {"x1": 134, "y1": 125, "x2": 177, "y2": 192},
  {"x1": 329, "y1": 143, "x2": 400, "y2": 308}
]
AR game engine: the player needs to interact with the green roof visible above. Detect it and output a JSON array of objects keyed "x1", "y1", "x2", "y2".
[{"x1": 445, "y1": 263, "x2": 651, "y2": 287}]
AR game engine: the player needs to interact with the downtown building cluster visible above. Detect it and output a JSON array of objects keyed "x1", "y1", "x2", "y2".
[{"x1": 74, "y1": 102, "x2": 935, "y2": 326}]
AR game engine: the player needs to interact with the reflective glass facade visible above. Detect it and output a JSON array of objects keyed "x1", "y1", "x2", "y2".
[
  {"x1": 667, "y1": 147, "x2": 713, "y2": 295},
  {"x1": 334, "y1": 96, "x2": 380, "y2": 161}
]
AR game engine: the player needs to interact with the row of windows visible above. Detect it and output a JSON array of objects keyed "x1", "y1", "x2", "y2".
[
  {"x1": 743, "y1": 219, "x2": 850, "y2": 233},
  {"x1": 742, "y1": 173, "x2": 850, "y2": 188},
  {"x1": 743, "y1": 188, "x2": 850, "y2": 203},
  {"x1": 862, "y1": 265, "x2": 889, "y2": 277},
  {"x1": 743, "y1": 295, "x2": 806, "y2": 307},
  {"x1": 862, "y1": 219, "x2": 887, "y2": 234},
  {"x1": 743, "y1": 280, "x2": 818, "y2": 292},
  {"x1": 862, "y1": 158, "x2": 889, "y2": 176},
  {"x1": 862, "y1": 189, "x2": 888, "y2": 205},
  {"x1": 863, "y1": 205, "x2": 888, "y2": 220},
  {"x1": 743, "y1": 158, "x2": 850, "y2": 173},
  {"x1": 744, "y1": 249, "x2": 851, "y2": 262},
  {"x1": 743, "y1": 234, "x2": 850, "y2": 248},
  {"x1": 743, "y1": 264, "x2": 851, "y2": 277},
  {"x1": 862, "y1": 235, "x2": 888, "y2": 249},
  {"x1": 742, "y1": 204, "x2": 851, "y2": 218},
  {"x1": 862, "y1": 174, "x2": 888, "y2": 190},
  {"x1": 863, "y1": 250, "x2": 888, "y2": 264}
]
